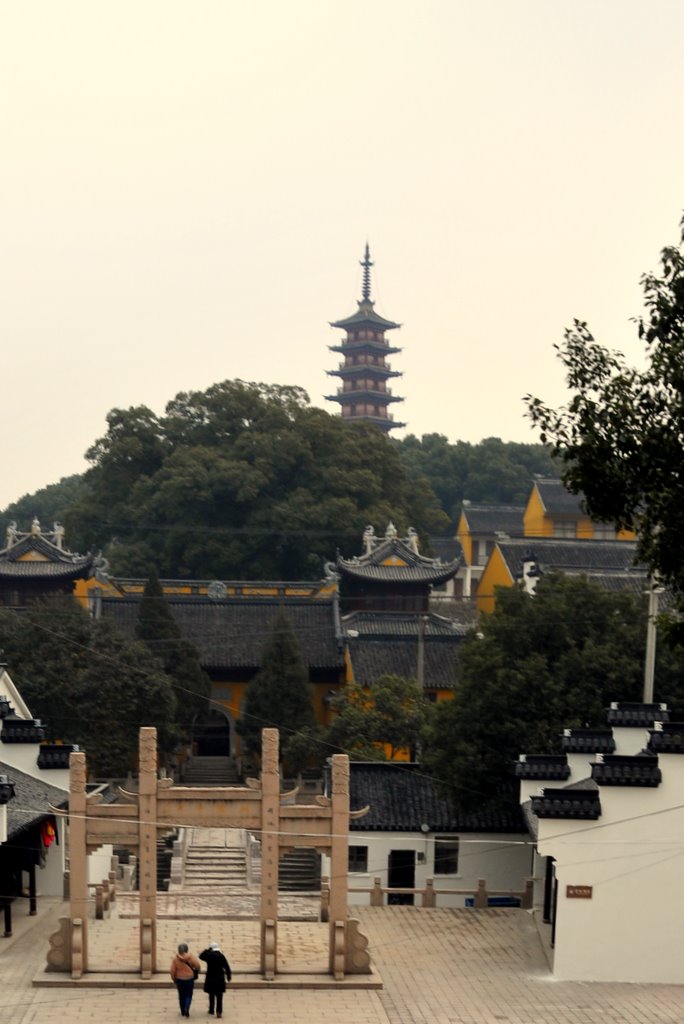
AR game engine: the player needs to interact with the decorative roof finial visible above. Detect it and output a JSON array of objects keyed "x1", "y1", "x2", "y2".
[{"x1": 360, "y1": 243, "x2": 373, "y2": 302}]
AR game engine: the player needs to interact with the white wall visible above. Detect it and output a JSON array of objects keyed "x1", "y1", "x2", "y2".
[
  {"x1": 88, "y1": 845, "x2": 114, "y2": 886},
  {"x1": 0, "y1": 668, "x2": 32, "y2": 719},
  {"x1": 324, "y1": 829, "x2": 532, "y2": 908},
  {"x1": 38, "y1": 828, "x2": 66, "y2": 896},
  {"x1": 537, "y1": 753, "x2": 684, "y2": 983}
]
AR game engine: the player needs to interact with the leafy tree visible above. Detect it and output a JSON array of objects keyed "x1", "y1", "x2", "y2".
[
  {"x1": 0, "y1": 475, "x2": 89, "y2": 542},
  {"x1": 135, "y1": 568, "x2": 211, "y2": 732},
  {"x1": 236, "y1": 611, "x2": 316, "y2": 761},
  {"x1": 396, "y1": 433, "x2": 554, "y2": 524},
  {"x1": 0, "y1": 598, "x2": 176, "y2": 776},
  {"x1": 423, "y1": 575, "x2": 684, "y2": 808},
  {"x1": 327, "y1": 675, "x2": 431, "y2": 761},
  {"x1": 64, "y1": 380, "x2": 450, "y2": 579},
  {"x1": 282, "y1": 724, "x2": 328, "y2": 777},
  {"x1": 526, "y1": 216, "x2": 684, "y2": 597}
]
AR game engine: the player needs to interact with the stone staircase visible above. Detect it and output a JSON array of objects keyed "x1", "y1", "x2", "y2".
[
  {"x1": 279, "y1": 848, "x2": 321, "y2": 892},
  {"x1": 182, "y1": 828, "x2": 248, "y2": 892},
  {"x1": 181, "y1": 756, "x2": 240, "y2": 786}
]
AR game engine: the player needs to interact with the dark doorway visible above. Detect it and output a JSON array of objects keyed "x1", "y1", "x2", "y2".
[
  {"x1": 193, "y1": 709, "x2": 231, "y2": 756},
  {"x1": 387, "y1": 849, "x2": 415, "y2": 905}
]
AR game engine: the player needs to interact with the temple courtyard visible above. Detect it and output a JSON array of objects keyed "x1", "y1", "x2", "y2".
[{"x1": 4, "y1": 897, "x2": 684, "y2": 1023}]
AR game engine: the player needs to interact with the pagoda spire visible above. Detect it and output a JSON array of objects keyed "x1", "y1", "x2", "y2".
[{"x1": 360, "y1": 243, "x2": 373, "y2": 302}]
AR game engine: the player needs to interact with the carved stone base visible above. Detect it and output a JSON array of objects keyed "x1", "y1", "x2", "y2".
[
  {"x1": 262, "y1": 918, "x2": 276, "y2": 980},
  {"x1": 46, "y1": 916, "x2": 71, "y2": 972},
  {"x1": 344, "y1": 918, "x2": 371, "y2": 974}
]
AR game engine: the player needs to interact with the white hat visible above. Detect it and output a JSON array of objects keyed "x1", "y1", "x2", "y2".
[{"x1": 209, "y1": 942, "x2": 220, "y2": 951}]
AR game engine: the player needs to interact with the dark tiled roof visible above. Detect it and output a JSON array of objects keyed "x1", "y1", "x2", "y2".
[
  {"x1": 496, "y1": 538, "x2": 639, "y2": 579},
  {"x1": 531, "y1": 787, "x2": 601, "y2": 820},
  {"x1": 101, "y1": 597, "x2": 344, "y2": 671},
  {"x1": 37, "y1": 743, "x2": 80, "y2": 770},
  {"x1": 561, "y1": 729, "x2": 616, "y2": 754},
  {"x1": 0, "y1": 560, "x2": 93, "y2": 579},
  {"x1": 0, "y1": 759, "x2": 67, "y2": 839},
  {"x1": 348, "y1": 762, "x2": 526, "y2": 833},
  {"x1": 534, "y1": 478, "x2": 585, "y2": 515},
  {"x1": 648, "y1": 724, "x2": 684, "y2": 755},
  {"x1": 0, "y1": 534, "x2": 93, "y2": 579},
  {"x1": 428, "y1": 537, "x2": 463, "y2": 563},
  {"x1": 337, "y1": 536, "x2": 459, "y2": 585},
  {"x1": 330, "y1": 300, "x2": 401, "y2": 332},
  {"x1": 347, "y1": 638, "x2": 460, "y2": 691},
  {"x1": 461, "y1": 504, "x2": 525, "y2": 536},
  {"x1": 337, "y1": 562, "x2": 458, "y2": 584},
  {"x1": 591, "y1": 754, "x2": 661, "y2": 787},
  {"x1": 514, "y1": 755, "x2": 571, "y2": 781},
  {"x1": 343, "y1": 611, "x2": 468, "y2": 637},
  {"x1": 1, "y1": 717, "x2": 46, "y2": 743},
  {"x1": 606, "y1": 703, "x2": 670, "y2": 728}
]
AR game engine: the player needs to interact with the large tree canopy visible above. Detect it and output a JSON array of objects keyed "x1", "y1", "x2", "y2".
[
  {"x1": 396, "y1": 433, "x2": 554, "y2": 524},
  {"x1": 135, "y1": 568, "x2": 211, "y2": 731},
  {"x1": 423, "y1": 575, "x2": 684, "y2": 808},
  {"x1": 236, "y1": 611, "x2": 316, "y2": 761},
  {"x1": 60, "y1": 380, "x2": 449, "y2": 578},
  {"x1": 526, "y1": 217, "x2": 684, "y2": 596},
  {"x1": 327, "y1": 675, "x2": 431, "y2": 762},
  {"x1": 0, "y1": 598, "x2": 177, "y2": 776}
]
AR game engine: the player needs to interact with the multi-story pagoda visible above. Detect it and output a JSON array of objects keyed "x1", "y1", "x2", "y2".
[{"x1": 326, "y1": 245, "x2": 405, "y2": 432}]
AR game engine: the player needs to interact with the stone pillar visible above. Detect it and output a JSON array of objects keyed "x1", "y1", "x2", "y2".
[
  {"x1": 69, "y1": 751, "x2": 88, "y2": 977},
  {"x1": 328, "y1": 753, "x2": 349, "y2": 978},
  {"x1": 138, "y1": 727, "x2": 158, "y2": 977},
  {"x1": 260, "y1": 728, "x2": 279, "y2": 979}
]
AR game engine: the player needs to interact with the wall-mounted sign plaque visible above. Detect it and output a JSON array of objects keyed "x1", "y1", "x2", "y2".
[{"x1": 566, "y1": 885, "x2": 593, "y2": 899}]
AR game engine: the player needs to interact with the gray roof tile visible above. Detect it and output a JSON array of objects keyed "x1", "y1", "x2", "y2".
[
  {"x1": 102, "y1": 596, "x2": 344, "y2": 671},
  {"x1": 348, "y1": 762, "x2": 526, "y2": 833}
]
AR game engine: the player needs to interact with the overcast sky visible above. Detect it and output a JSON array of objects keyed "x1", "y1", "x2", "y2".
[{"x1": 2, "y1": 1, "x2": 684, "y2": 511}]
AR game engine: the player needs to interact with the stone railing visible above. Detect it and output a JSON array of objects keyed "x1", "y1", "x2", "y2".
[
  {"x1": 168, "y1": 827, "x2": 190, "y2": 889},
  {"x1": 246, "y1": 831, "x2": 262, "y2": 886},
  {"x1": 87, "y1": 870, "x2": 117, "y2": 919},
  {"x1": 321, "y1": 876, "x2": 533, "y2": 917}
]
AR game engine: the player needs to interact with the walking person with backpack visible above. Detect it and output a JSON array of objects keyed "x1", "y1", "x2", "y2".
[
  {"x1": 170, "y1": 942, "x2": 202, "y2": 1017},
  {"x1": 199, "y1": 941, "x2": 232, "y2": 1018}
]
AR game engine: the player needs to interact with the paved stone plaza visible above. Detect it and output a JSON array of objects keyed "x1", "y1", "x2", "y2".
[{"x1": 4, "y1": 896, "x2": 684, "y2": 1024}]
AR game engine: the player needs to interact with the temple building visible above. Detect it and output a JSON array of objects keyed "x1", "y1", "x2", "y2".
[
  {"x1": 0, "y1": 520, "x2": 99, "y2": 607},
  {"x1": 335, "y1": 524, "x2": 466, "y2": 706},
  {"x1": 334, "y1": 522, "x2": 460, "y2": 615},
  {"x1": 325, "y1": 245, "x2": 405, "y2": 432}
]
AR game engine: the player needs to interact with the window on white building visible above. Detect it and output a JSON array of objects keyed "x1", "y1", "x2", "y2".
[
  {"x1": 434, "y1": 837, "x2": 459, "y2": 874},
  {"x1": 348, "y1": 845, "x2": 368, "y2": 872}
]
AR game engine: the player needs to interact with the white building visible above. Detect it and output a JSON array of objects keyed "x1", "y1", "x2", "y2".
[
  {"x1": 517, "y1": 701, "x2": 684, "y2": 983},
  {"x1": 323, "y1": 761, "x2": 532, "y2": 908}
]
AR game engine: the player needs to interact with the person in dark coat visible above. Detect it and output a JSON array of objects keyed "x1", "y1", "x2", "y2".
[{"x1": 199, "y1": 941, "x2": 232, "y2": 1018}]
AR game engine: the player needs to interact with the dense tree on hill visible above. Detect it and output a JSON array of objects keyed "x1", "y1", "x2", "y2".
[
  {"x1": 526, "y1": 217, "x2": 684, "y2": 600},
  {"x1": 135, "y1": 568, "x2": 211, "y2": 731},
  {"x1": 0, "y1": 598, "x2": 176, "y2": 776},
  {"x1": 236, "y1": 611, "x2": 316, "y2": 763},
  {"x1": 0, "y1": 475, "x2": 89, "y2": 541},
  {"x1": 62, "y1": 381, "x2": 450, "y2": 578},
  {"x1": 396, "y1": 434, "x2": 554, "y2": 523},
  {"x1": 1, "y1": 385, "x2": 556, "y2": 576},
  {"x1": 423, "y1": 575, "x2": 684, "y2": 808}
]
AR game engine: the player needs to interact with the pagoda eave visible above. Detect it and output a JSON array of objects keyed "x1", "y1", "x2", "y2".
[
  {"x1": 325, "y1": 391, "x2": 404, "y2": 404},
  {"x1": 327, "y1": 368, "x2": 403, "y2": 379},
  {"x1": 329, "y1": 341, "x2": 402, "y2": 356}
]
